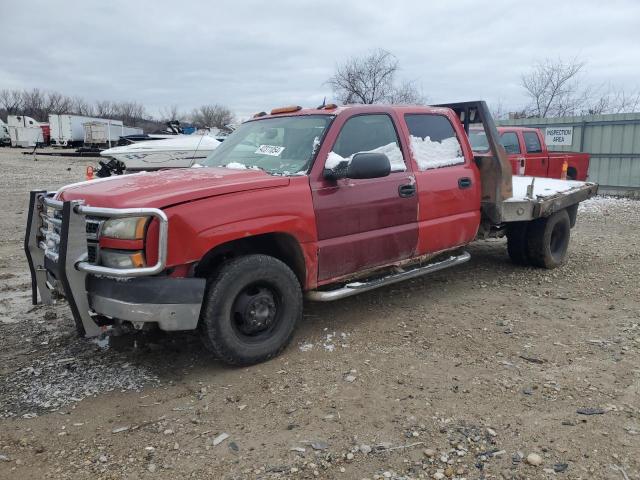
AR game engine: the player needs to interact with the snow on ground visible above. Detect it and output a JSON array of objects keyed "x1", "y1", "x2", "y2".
[
  {"x1": 325, "y1": 143, "x2": 406, "y2": 172},
  {"x1": 578, "y1": 195, "x2": 639, "y2": 214},
  {"x1": 409, "y1": 135, "x2": 464, "y2": 170},
  {"x1": 298, "y1": 330, "x2": 351, "y2": 352}
]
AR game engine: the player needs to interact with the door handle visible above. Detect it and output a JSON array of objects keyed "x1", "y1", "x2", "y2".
[
  {"x1": 398, "y1": 183, "x2": 416, "y2": 198},
  {"x1": 458, "y1": 177, "x2": 472, "y2": 189}
]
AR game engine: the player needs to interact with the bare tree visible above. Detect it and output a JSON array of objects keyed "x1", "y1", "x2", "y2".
[
  {"x1": 191, "y1": 104, "x2": 234, "y2": 129},
  {"x1": 45, "y1": 92, "x2": 73, "y2": 115},
  {"x1": 327, "y1": 49, "x2": 423, "y2": 104},
  {"x1": 586, "y1": 87, "x2": 640, "y2": 114},
  {"x1": 159, "y1": 104, "x2": 183, "y2": 122},
  {"x1": 71, "y1": 96, "x2": 94, "y2": 116},
  {"x1": 0, "y1": 89, "x2": 24, "y2": 117},
  {"x1": 521, "y1": 58, "x2": 589, "y2": 117},
  {"x1": 521, "y1": 59, "x2": 640, "y2": 117},
  {"x1": 490, "y1": 100, "x2": 509, "y2": 120},
  {"x1": 21, "y1": 88, "x2": 49, "y2": 121},
  {"x1": 386, "y1": 80, "x2": 424, "y2": 104},
  {"x1": 112, "y1": 101, "x2": 147, "y2": 126},
  {"x1": 94, "y1": 100, "x2": 115, "y2": 118}
]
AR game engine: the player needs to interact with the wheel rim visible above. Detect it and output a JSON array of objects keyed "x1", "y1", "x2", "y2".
[{"x1": 231, "y1": 284, "x2": 280, "y2": 341}]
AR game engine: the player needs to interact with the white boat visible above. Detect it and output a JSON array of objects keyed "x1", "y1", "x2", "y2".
[{"x1": 100, "y1": 133, "x2": 221, "y2": 171}]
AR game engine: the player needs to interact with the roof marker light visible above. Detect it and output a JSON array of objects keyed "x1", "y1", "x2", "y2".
[{"x1": 270, "y1": 105, "x2": 302, "y2": 115}]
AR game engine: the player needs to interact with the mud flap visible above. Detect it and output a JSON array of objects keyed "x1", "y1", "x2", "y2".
[{"x1": 57, "y1": 201, "x2": 102, "y2": 337}]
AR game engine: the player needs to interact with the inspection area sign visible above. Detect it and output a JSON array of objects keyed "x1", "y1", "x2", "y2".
[{"x1": 545, "y1": 127, "x2": 573, "y2": 146}]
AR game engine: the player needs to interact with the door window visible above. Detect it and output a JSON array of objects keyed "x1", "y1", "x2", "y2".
[
  {"x1": 500, "y1": 132, "x2": 521, "y2": 154},
  {"x1": 328, "y1": 114, "x2": 405, "y2": 172},
  {"x1": 523, "y1": 132, "x2": 542, "y2": 153},
  {"x1": 404, "y1": 114, "x2": 464, "y2": 170}
]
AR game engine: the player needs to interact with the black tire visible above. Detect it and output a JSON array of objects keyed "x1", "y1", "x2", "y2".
[
  {"x1": 199, "y1": 254, "x2": 302, "y2": 366},
  {"x1": 506, "y1": 221, "x2": 530, "y2": 266},
  {"x1": 526, "y1": 210, "x2": 571, "y2": 269}
]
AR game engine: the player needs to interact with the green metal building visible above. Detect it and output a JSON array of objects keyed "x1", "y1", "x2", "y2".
[{"x1": 499, "y1": 112, "x2": 640, "y2": 197}]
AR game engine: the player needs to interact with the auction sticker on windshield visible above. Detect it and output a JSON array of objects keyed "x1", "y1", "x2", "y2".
[{"x1": 255, "y1": 145, "x2": 285, "y2": 156}]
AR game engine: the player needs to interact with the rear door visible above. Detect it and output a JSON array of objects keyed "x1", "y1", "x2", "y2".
[
  {"x1": 310, "y1": 112, "x2": 418, "y2": 282},
  {"x1": 401, "y1": 112, "x2": 481, "y2": 255},
  {"x1": 522, "y1": 130, "x2": 548, "y2": 177},
  {"x1": 499, "y1": 131, "x2": 524, "y2": 175}
]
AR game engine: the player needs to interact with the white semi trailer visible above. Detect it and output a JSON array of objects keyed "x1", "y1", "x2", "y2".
[
  {"x1": 7, "y1": 115, "x2": 45, "y2": 148},
  {"x1": 83, "y1": 122, "x2": 143, "y2": 147},
  {"x1": 49, "y1": 114, "x2": 140, "y2": 147}
]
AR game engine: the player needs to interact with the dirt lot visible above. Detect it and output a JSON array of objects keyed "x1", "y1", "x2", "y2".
[{"x1": 0, "y1": 147, "x2": 638, "y2": 480}]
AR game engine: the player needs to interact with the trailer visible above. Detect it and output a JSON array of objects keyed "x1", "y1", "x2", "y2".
[
  {"x1": 7, "y1": 115, "x2": 45, "y2": 148},
  {"x1": 49, "y1": 114, "x2": 129, "y2": 148},
  {"x1": 0, "y1": 118, "x2": 10, "y2": 146},
  {"x1": 83, "y1": 122, "x2": 143, "y2": 148}
]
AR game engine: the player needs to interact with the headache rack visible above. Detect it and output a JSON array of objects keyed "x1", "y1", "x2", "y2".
[{"x1": 24, "y1": 190, "x2": 169, "y2": 336}]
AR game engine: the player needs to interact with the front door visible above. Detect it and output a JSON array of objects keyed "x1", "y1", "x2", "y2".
[
  {"x1": 311, "y1": 113, "x2": 418, "y2": 282},
  {"x1": 521, "y1": 130, "x2": 548, "y2": 177}
]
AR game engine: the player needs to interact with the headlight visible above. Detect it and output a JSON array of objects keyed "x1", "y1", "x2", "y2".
[
  {"x1": 101, "y1": 216, "x2": 148, "y2": 240},
  {"x1": 100, "y1": 249, "x2": 146, "y2": 269}
]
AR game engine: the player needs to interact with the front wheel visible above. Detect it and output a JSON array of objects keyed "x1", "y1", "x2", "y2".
[
  {"x1": 526, "y1": 209, "x2": 571, "y2": 269},
  {"x1": 199, "y1": 254, "x2": 302, "y2": 366}
]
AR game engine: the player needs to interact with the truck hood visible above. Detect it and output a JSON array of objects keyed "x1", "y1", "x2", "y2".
[{"x1": 57, "y1": 167, "x2": 290, "y2": 208}]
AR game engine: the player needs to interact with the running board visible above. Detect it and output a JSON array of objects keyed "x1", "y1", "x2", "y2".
[{"x1": 306, "y1": 251, "x2": 471, "y2": 302}]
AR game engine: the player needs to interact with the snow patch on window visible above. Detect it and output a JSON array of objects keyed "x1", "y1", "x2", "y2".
[
  {"x1": 325, "y1": 151, "x2": 346, "y2": 169},
  {"x1": 325, "y1": 143, "x2": 406, "y2": 172},
  {"x1": 410, "y1": 136, "x2": 464, "y2": 171}
]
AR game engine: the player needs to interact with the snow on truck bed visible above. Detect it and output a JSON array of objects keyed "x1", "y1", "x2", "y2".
[{"x1": 508, "y1": 176, "x2": 590, "y2": 201}]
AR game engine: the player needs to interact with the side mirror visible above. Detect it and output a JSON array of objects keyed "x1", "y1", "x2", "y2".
[
  {"x1": 323, "y1": 152, "x2": 391, "y2": 180},
  {"x1": 347, "y1": 152, "x2": 391, "y2": 179}
]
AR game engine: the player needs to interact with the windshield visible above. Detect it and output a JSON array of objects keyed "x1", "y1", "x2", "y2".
[
  {"x1": 202, "y1": 115, "x2": 333, "y2": 175},
  {"x1": 468, "y1": 129, "x2": 490, "y2": 153}
]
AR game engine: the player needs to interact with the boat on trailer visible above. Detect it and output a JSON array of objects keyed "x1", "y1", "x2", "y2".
[{"x1": 99, "y1": 133, "x2": 221, "y2": 172}]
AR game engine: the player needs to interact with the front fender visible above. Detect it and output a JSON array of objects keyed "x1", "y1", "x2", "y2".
[{"x1": 146, "y1": 177, "x2": 319, "y2": 286}]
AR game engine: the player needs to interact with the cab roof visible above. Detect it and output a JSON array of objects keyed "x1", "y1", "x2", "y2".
[{"x1": 252, "y1": 104, "x2": 455, "y2": 121}]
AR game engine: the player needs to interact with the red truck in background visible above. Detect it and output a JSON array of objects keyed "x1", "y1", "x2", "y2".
[
  {"x1": 469, "y1": 126, "x2": 590, "y2": 181},
  {"x1": 26, "y1": 101, "x2": 598, "y2": 366}
]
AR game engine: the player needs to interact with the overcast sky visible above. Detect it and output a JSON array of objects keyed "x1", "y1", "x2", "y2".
[{"x1": 3, "y1": 0, "x2": 639, "y2": 119}]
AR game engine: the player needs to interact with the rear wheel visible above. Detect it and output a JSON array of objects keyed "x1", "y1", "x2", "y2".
[
  {"x1": 199, "y1": 254, "x2": 302, "y2": 366},
  {"x1": 506, "y1": 222, "x2": 530, "y2": 266},
  {"x1": 526, "y1": 210, "x2": 571, "y2": 269}
]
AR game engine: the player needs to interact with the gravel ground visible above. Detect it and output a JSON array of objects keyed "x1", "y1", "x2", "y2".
[{"x1": 0, "y1": 147, "x2": 639, "y2": 480}]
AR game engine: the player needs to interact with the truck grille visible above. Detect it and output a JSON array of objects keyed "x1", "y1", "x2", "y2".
[
  {"x1": 39, "y1": 206, "x2": 63, "y2": 263},
  {"x1": 87, "y1": 243, "x2": 98, "y2": 263},
  {"x1": 38, "y1": 204, "x2": 103, "y2": 265},
  {"x1": 86, "y1": 220, "x2": 100, "y2": 236}
]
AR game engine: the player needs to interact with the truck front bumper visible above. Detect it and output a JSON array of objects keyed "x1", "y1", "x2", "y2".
[
  {"x1": 24, "y1": 190, "x2": 204, "y2": 336},
  {"x1": 87, "y1": 276, "x2": 205, "y2": 331}
]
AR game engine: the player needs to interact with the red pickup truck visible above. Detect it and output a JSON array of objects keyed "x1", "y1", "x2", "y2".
[
  {"x1": 469, "y1": 126, "x2": 590, "y2": 181},
  {"x1": 25, "y1": 101, "x2": 597, "y2": 365}
]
